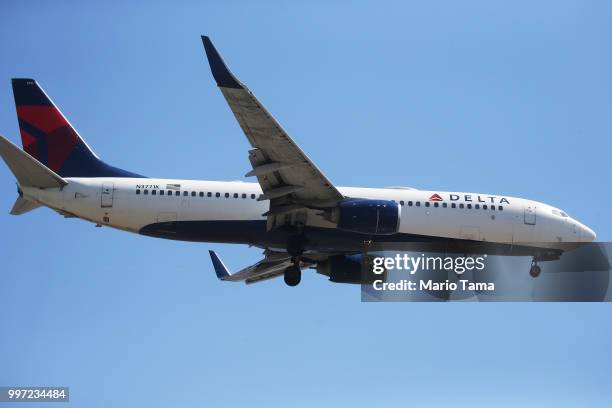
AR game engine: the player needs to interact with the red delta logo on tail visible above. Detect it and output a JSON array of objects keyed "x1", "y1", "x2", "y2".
[
  {"x1": 16, "y1": 105, "x2": 78, "y2": 173},
  {"x1": 429, "y1": 193, "x2": 443, "y2": 201},
  {"x1": 12, "y1": 79, "x2": 80, "y2": 174}
]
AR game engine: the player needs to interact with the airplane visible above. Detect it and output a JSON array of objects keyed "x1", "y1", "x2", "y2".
[{"x1": 0, "y1": 36, "x2": 596, "y2": 287}]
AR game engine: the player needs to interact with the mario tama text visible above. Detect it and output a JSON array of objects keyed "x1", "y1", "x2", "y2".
[{"x1": 370, "y1": 254, "x2": 495, "y2": 292}]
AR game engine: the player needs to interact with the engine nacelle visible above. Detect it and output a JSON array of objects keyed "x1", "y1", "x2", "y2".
[
  {"x1": 317, "y1": 254, "x2": 388, "y2": 284},
  {"x1": 334, "y1": 198, "x2": 401, "y2": 235}
]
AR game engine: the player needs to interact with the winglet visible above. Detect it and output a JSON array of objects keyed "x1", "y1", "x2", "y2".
[
  {"x1": 201, "y1": 36, "x2": 244, "y2": 89},
  {"x1": 208, "y1": 250, "x2": 232, "y2": 280}
]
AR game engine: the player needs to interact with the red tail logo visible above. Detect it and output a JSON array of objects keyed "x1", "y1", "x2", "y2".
[{"x1": 429, "y1": 193, "x2": 443, "y2": 201}]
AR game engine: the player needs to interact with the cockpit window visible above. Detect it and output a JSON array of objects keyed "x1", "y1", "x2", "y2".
[{"x1": 552, "y1": 209, "x2": 569, "y2": 218}]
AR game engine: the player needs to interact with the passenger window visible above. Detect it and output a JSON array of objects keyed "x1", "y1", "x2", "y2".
[
  {"x1": 152, "y1": 190, "x2": 157, "y2": 195},
  {"x1": 475, "y1": 204, "x2": 479, "y2": 209},
  {"x1": 483, "y1": 204, "x2": 487, "y2": 210},
  {"x1": 251, "y1": 194, "x2": 256, "y2": 199},
  {"x1": 182, "y1": 191, "x2": 187, "y2": 196},
  {"x1": 215, "y1": 192, "x2": 220, "y2": 197},
  {"x1": 491, "y1": 205, "x2": 496, "y2": 211},
  {"x1": 400, "y1": 201, "x2": 404, "y2": 206},
  {"x1": 199, "y1": 192, "x2": 204, "y2": 197},
  {"x1": 207, "y1": 192, "x2": 212, "y2": 197},
  {"x1": 242, "y1": 193, "x2": 247, "y2": 199},
  {"x1": 234, "y1": 193, "x2": 238, "y2": 198},
  {"x1": 442, "y1": 203, "x2": 447, "y2": 208},
  {"x1": 467, "y1": 204, "x2": 472, "y2": 209},
  {"x1": 136, "y1": 189, "x2": 140, "y2": 195},
  {"x1": 224, "y1": 193, "x2": 229, "y2": 198},
  {"x1": 498, "y1": 206, "x2": 503, "y2": 211},
  {"x1": 433, "y1": 202, "x2": 439, "y2": 208},
  {"x1": 459, "y1": 203, "x2": 464, "y2": 209},
  {"x1": 408, "y1": 201, "x2": 413, "y2": 206},
  {"x1": 416, "y1": 202, "x2": 421, "y2": 207},
  {"x1": 425, "y1": 202, "x2": 430, "y2": 207},
  {"x1": 191, "y1": 191, "x2": 196, "y2": 197},
  {"x1": 451, "y1": 203, "x2": 456, "y2": 208},
  {"x1": 175, "y1": 191, "x2": 180, "y2": 196}
]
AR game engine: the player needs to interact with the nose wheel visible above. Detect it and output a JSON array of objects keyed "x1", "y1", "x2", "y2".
[{"x1": 529, "y1": 259, "x2": 541, "y2": 278}]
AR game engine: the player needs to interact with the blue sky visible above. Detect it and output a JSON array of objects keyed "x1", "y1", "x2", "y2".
[{"x1": 1, "y1": 1, "x2": 611, "y2": 406}]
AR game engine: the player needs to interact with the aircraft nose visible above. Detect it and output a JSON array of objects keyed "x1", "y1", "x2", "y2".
[{"x1": 580, "y1": 223, "x2": 596, "y2": 242}]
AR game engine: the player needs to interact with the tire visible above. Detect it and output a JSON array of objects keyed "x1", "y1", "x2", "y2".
[
  {"x1": 284, "y1": 265, "x2": 301, "y2": 286},
  {"x1": 529, "y1": 264, "x2": 541, "y2": 278}
]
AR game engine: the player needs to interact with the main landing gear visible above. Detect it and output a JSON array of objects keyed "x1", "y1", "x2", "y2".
[
  {"x1": 529, "y1": 258, "x2": 541, "y2": 278},
  {"x1": 284, "y1": 235, "x2": 305, "y2": 287}
]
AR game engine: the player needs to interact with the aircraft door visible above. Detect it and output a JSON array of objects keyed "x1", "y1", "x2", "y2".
[
  {"x1": 101, "y1": 183, "x2": 114, "y2": 208},
  {"x1": 524, "y1": 205, "x2": 536, "y2": 225}
]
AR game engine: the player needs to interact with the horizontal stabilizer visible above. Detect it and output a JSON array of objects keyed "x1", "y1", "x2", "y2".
[
  {"x1": 0, "y1": 135, "x2": 66, "y2": 188},
  {"x1": 10, "y1": 196, "x2": 41, "y2": 215}
]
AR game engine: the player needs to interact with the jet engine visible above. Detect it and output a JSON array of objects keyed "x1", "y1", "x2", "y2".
[
  {"x1": 316, "y1": 254, "x2": 387, "y2": 284},
  {"x1": 328, "y1": 198, "x2": 401, "y2": 235}
]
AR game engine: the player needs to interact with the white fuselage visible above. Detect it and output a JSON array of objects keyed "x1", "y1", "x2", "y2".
[{"x1": 19, "y1": 177, "x2": 596, "y2": 250}]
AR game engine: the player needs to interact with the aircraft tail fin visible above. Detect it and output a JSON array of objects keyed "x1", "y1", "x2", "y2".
[
  {"x1": 11, "y1": 78, "x2": 143, "y2": 178},
  {"x1": 10, "y1": 195, "x2": 41, "y2": 216},
  {"x1": 0, "y1": 134, "x2": 67, "y2": 189}
]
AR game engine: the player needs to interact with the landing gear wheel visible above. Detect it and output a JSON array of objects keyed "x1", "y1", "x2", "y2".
[
  {"x1": 529, "y1": 263, "x2": 541, "y2": 278},
  {"x1": 284, "y1": 264, "x2": 301, "y2": 287}
]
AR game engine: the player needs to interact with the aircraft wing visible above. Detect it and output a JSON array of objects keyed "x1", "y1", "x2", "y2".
[
  {"x1": 209, "y1": 250, "x2": 313, "y2": 284},
  {"x1": 201, "y1": 37, "x2": 344, "y2": 225}
]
